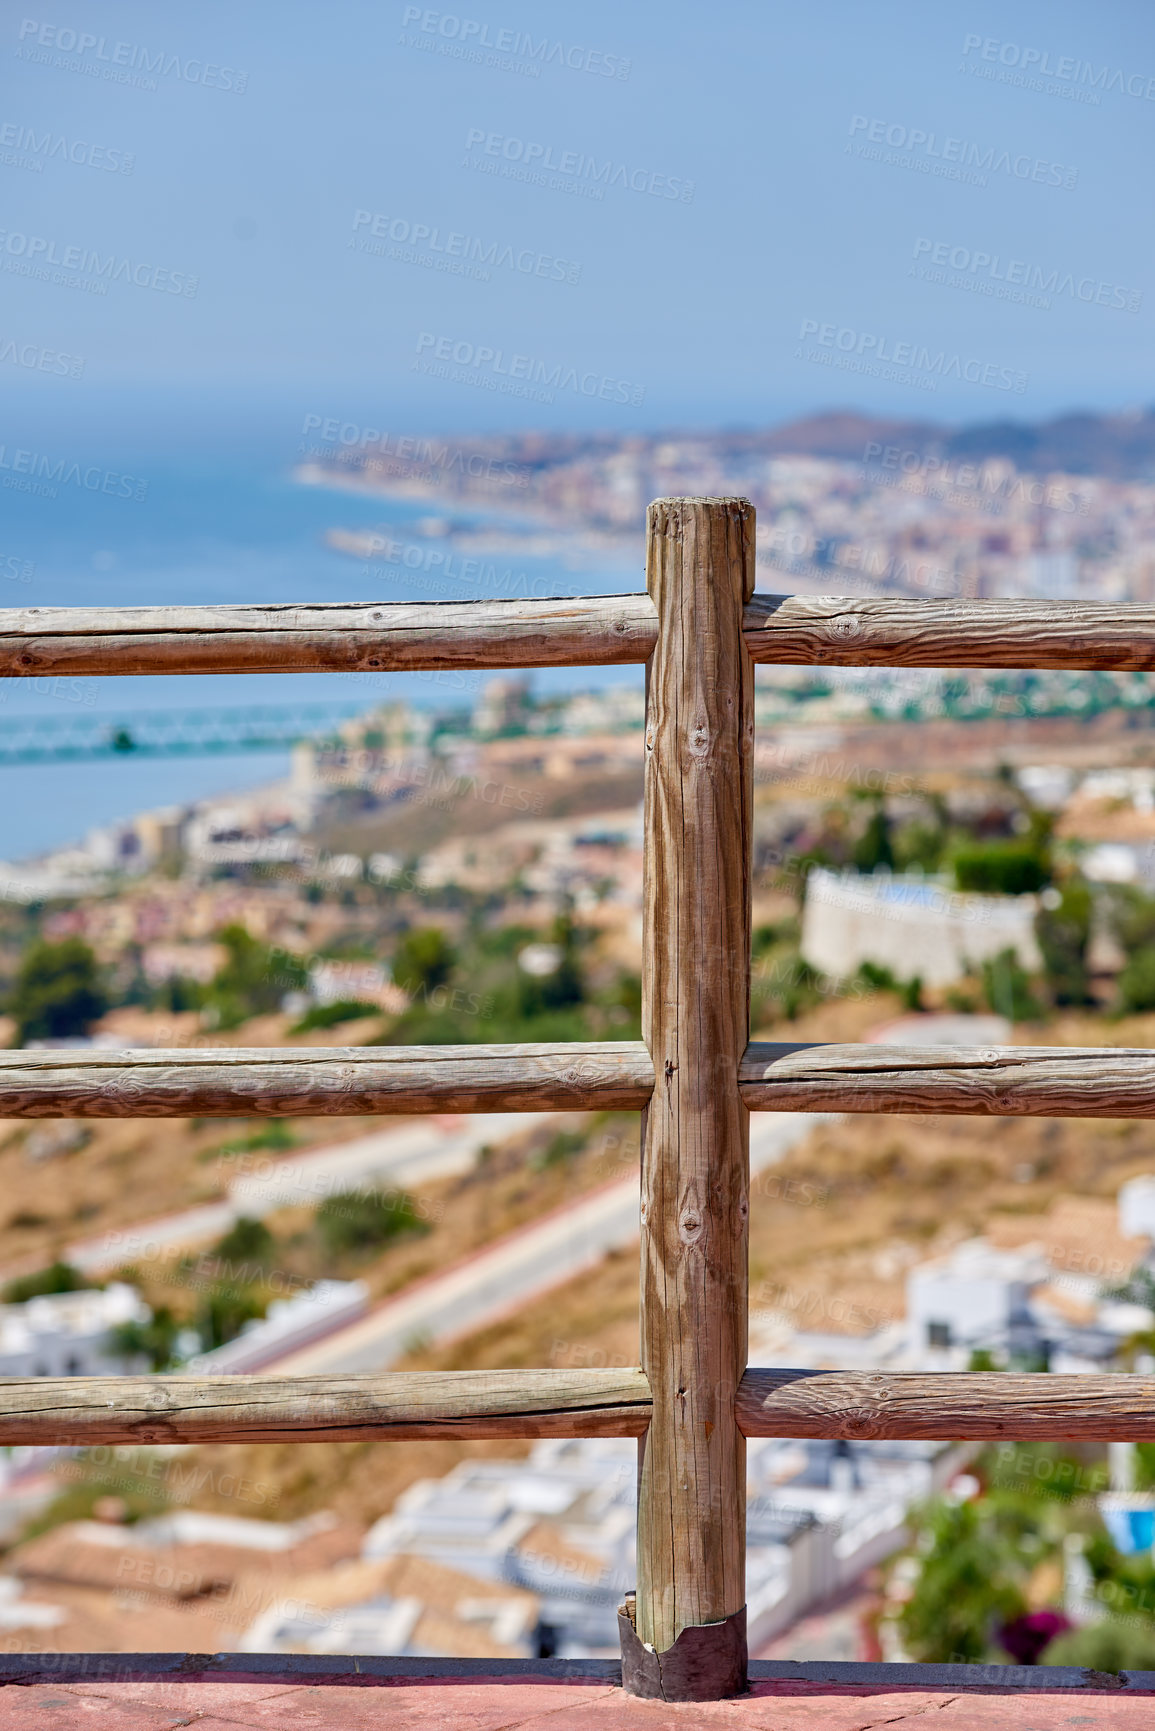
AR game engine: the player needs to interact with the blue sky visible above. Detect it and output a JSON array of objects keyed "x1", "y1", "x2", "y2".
[{"x1": 5, "y1": 0, "x2": 1154, "y2": 450}]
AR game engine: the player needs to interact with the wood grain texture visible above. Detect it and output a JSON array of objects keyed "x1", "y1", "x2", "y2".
[
  {"x1": 738, "y1": 1368, "x2": 1155, "y2": 1440},
  {"x1": 743, "y1": 592, "x2": 1155, "y2": 669},
  {"x1": 0, "y1": 1041, "x2": 654, "y2": 1117},
  {"x1": 636, "y1": 498, "x2": 754, "y2": 1656},
  {"x1": 0, "y1": 1368, "x2": 652, "y2": 1445},
  {"x1": 7, "y1": 592, "x2": 1155, "y2": 679},
  {"x1": 0, "y1": 596, "x2": 658, "y2": 676},
  {"x1": 741, "y1": 1042, "x2": 1155, "y2": 1117}
]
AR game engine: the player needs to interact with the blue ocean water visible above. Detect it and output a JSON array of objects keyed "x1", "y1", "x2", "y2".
[{"x1": 1, "y1": 450, "x2": 641, "y2": 858}]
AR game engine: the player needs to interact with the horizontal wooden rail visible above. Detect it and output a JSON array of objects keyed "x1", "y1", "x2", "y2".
[
  {"x1": 0, "y1": 596, "x2": 658, "y2": 677},
  {"x1": 6, "y1": 1366, "x2": 1155, "y2": 1445},
  {"x1": 10, "y1": 1042, "x2": 1155, "y2": 1119},
  {"x1": 0, "y1": 1041, "x2": 654, "y2": 1117},
  {"x1": 741, "y1": 1042, "x2": 1155, "y2": 1117},
  {"x1": 0, "y1": 1369, "x2": 652, "y2": 1444},
  {"x1": 7, "y1": 593, "x2": 1155, "y2": 677},
  {"x1": 745, "y1": 593, "x2": 1155, "y2": 670},
  {"x1": 738, "y1": 1369, "x2": 1155, "y2": 1440}
]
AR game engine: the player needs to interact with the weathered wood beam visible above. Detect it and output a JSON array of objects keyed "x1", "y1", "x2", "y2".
[
  {"x1": 0, "y1": 596, "x2": 658, "y2": 676},
  {"x1": 7, "y1": 592, "x2": 1155, "y2": 679},
  {"x1": 12, "y1": 1040, "x2": 1155, "y2": 1121},
  {"x1": 635, "y1": 497, "x2": 753, "y2": 1687},
  {"x1": 0, "y1": 1368, "x2": 652, "y2": 1445},
  {"x1": 0, "y1": 1041, "x2": 655, "y2": 1117},
  {"x1": 741, "y1": 1042, "x2": 1155, "y2": 1117},
  {"x1": 738, "y1": 1369, "x2": 1155, "y2": 1440},
  {"x1": 8, "y1": 1364, "x2": 1155, "y2": 1446},
  {"x1": 744, "y1": 592, "x2": 1155, "y2": 670}
]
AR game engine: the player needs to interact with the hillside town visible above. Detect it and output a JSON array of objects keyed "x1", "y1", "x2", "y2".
[
  {"x1": 1, "y1": 644, "x2": 1155, "y2": 1662},
  {"x1": 300, "y1": 408, "x2": 1155, "y2": 608},
  {"x1": 5, "y1": 422, "x2": 1155, "y2": 1667}
]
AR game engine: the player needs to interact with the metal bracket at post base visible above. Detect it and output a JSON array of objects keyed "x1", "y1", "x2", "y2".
[{"x1": 617, "y1": 1596, "x2": 748, "y2": 1701}]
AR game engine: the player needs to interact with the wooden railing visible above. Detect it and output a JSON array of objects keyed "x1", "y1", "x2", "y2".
[{"x1": 5, "y1": 497, "x2": 1155, "y2": 1701}]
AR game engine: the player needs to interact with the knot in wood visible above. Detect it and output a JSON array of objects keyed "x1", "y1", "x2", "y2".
[
  {"x1": 317, "y1": 1065, "x2": 356, "y2": 1093},
  {"x1": 826, "y1": 614, "x2": 861, "y2": 639},
  {"x1": 688, "y1": 722, "x2": 710, "y2": 758},
  {"x1": 135, "y1": 1422, "x2": 179, "y2": 1443},
  {"x1": 678, "y1": 1203, "x2": 704, "y2": 1246}
]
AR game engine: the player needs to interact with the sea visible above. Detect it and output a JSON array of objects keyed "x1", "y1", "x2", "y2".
[{"x1": 1, "y1": 448, "x2": 642, "y2": 860}]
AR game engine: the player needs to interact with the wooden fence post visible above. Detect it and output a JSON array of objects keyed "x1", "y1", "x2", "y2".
[{"x1": 621, "y1": 497, "x2": 755, "y2": 1700}]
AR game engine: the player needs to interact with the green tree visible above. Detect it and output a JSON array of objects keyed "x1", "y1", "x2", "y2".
[
  {"x1": 1036, "y1": 881, "x2": 1093, "y2": 1006},
  {"x1": 954, "y1": 841, "x2": 1050, "y2": 896},
  {"x1": 195, "y1": 1282, "x2": 267, "y2": 1351},
  {"x1": 981, "y1": 948, "x2": 1043, "y2": 1023},
  {"x1": 7, "y1": 937, "x2": 108, "y2": 1045},
  {"x1": 853, "y1": 798, "x2": 895, "y2": 874},
  {"x1": 211, "y1": 1216, "x2": 276, "y2": 1269},
  {"x1": 517, "y1": 913, "x2": 585, "y2": 1019},
  {"x1": 2, "y1": 1261, "x2": 93, "y2": 1303},
  {"x1": 316, "y1": 1187, "x2": 429, "y2": 1256},
  {"x1": 203, "y1": 926, "x2": 306, "y2": 1030},
  {"x1": 291, "y1": 999, "x2": 379, "y2": 1033},
  {"x1": 391, "y1": 927, "x2": 455, "y2": 997},
  {"x1": 109, "y1": 1305, "x2": 181, "y2": 1371},
  {"x1": 1044, "y1": 1621, "x2": 1155, "y2": 1672},
  {"x1": 898, "y1": 1497, "x2": 1027, "y2": 1663},
  {"x1": 1119, "y1": 949, "x2": 1155, "y2": 1015},
  {"x1": 1106, "y1": 886, "x2": 1155, "y2": 955}
]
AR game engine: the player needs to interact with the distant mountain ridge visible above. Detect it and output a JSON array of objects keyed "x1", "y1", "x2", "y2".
[
  {"x1": 752, "y1": 406, "x2": 1155, "y2": 479},
  {"x1": 431, "y1": 408, "x2": 1155, "y2": 484}
]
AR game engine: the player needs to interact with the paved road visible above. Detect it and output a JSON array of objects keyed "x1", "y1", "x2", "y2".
[
  {"x1": 68, "y1": 1112, "x2": 552, "y2": 1274},
  {"x1": 269, "y1": 1112, "x2": 831, "y2": 1373}
]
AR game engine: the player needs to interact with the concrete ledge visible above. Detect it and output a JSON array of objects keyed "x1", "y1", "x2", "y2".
[
  {"x1": 0, "y1": 1654, "x2": 1153, "y2": 1690},
  {"x1": 3, "y1": 1655, "x2": 1155, "y2": 1731}
]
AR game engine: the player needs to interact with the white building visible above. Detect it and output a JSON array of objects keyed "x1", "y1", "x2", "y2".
[
  {"x1": 906, "y1": 1240, "x2": 1047, "y2": 1362},
  {"x1": 0, "y1": 1284, "x2": 150, "y2": 1378},
  {"x1": 1120, "y1": 1176, "x2": 1155, "y2": 1242},
  {"x1": 801, "y1": 866, "x2": 1042, "y2": 987},
  {"x1": 362, "y1": 1432, "x2": 958, "y2": 1657}
]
